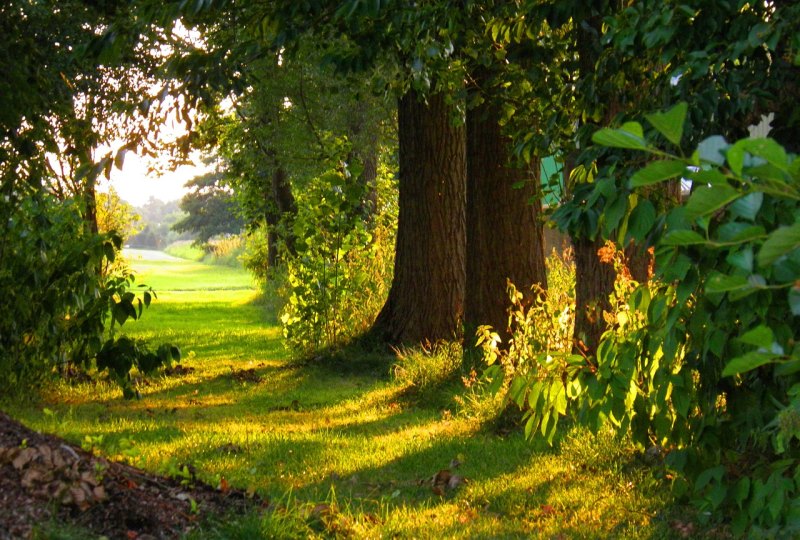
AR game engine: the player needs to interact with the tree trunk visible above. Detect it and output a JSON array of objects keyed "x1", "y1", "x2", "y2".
[
  {"x1": 465, "y1": 96, "x2": 547, "y2": 342},
  {"x1": 370, "y1": 89, "x2": 466, "y2": 345},
  {"x1": 573, "y1": 235, "x2": 615, "y2": 355},
  {"x1": 265, "y1": 165, "x2": 296, "y2": 267},
  {"x1": 83, "y1": 179, "x2": 99, "y2": 236}
]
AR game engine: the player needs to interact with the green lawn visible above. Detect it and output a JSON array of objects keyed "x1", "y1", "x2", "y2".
[{"x1": 4, "y1": 252, "x2": 684, "y2": 538}]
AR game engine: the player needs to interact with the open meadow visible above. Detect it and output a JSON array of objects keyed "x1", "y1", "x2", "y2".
[{"x1": 0, "y1": 251, "x2": 695, "y2": 538}]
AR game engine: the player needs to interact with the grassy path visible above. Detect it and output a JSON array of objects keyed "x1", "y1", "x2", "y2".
[{"x1": 6, "y1": 253, "x2": 677, "y2": 538}]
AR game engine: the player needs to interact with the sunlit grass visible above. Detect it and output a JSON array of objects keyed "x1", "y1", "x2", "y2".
[{"x1": 4, "y1": 254, "x2": 680, "y2": 538}]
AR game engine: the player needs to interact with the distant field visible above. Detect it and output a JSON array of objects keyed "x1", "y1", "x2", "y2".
[{"x1": 122, "y1": 249, "x2": 254, "y2": 291}]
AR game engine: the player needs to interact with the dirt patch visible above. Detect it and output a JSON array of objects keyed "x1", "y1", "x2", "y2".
[
  {"x1": 0, "y1": 411, "x2": 258, "y2": 539},
  {"x1": 230, "y1": 368, "x2": 262, "y2": 384}
]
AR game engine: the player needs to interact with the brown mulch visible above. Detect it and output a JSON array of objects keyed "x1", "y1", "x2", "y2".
[{"x1": 0, "y1": 411, "x2": 258, "y2": 539}]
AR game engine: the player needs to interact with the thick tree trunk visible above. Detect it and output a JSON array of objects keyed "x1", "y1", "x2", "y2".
[
  {"x1": 465, "y1": 97, "x2": 547, "y2": 341},
  {"x1": 370, "y1": 90, "x2": 466, "y2": 345},
  {"x1": 573, "y1": 235, "x2": 615, "y2": 355}
]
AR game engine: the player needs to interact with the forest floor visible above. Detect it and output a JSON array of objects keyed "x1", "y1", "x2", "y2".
[{"x1": 1, "y1": 251, "x2": 718, "y2": 539}]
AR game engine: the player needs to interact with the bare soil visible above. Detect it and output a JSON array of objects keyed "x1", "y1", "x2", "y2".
[{"x1": 0, "y1": 411, "x2": 257, "y2": 539}]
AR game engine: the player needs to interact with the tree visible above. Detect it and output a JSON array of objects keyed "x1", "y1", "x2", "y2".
[
  {"x1": 463, "y1": 13, "x2": 550, "y2": 339},
  {"x1": 172, "y1": 171, "x2": 244, "y2": 244},
  {"x1": 371, "y1": 89, "x2": 466, "y2": 344},
  {"x1": 97, "y1": 188, "x2": 142, "y2": 242}
]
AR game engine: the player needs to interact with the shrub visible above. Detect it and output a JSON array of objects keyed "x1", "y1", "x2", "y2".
[
  {"x1": 480, "y1": 103, "x2": 800, "y2": 534},
  {"x1": 279, "y1": 163, "x2": 395, "y2": 357},
  {"x1": 0, "y1": 192, "x2": 151, "y2": 395}
]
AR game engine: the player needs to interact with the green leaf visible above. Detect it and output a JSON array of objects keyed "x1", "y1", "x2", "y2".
[
  {"x1": 627, "y1": 199, "x2": 656, "y2": 242},
  {"x1": 705, "y1": 272, "x2": 749, "y2": 294},
  {"x1": 662, "y1": 229, "x2": 706, "y2": 246},
  {"x1": 738, "y1": 325, "x2": 775, "y2": 349},
  {"x1": 630, "y1": 159, "x2": 687, "y2": 187},
  {"x1": 733, "y1": 477, "x2": 751, "y2": 508},
  {"x1": 603, "y1": 193, "x2": 628, "y2": 234},
  {"x1": 743, "y1": 138, "x2": 789, "y2": 172},
  {"x1": 687, "y1": 168, "x2": 729, "y2": 186},
  {"x1": 722, "y1": 351, "x2": 781, "y2": 377},
  {"x1": 685, "y1": 184, "x2": 740, "y2": 219},
  {"x1": 757, "y1": 222, "x2": 800, "y2": 267},
  {"x1": 592, "y1": 122, "x2": 647, "y2": 150},
  {"x1": 726, "y1": 248, "x2": 754, "y2": 273},
  {"x1": 645, "y1": 102, "x2": 687, "y2": 146}
]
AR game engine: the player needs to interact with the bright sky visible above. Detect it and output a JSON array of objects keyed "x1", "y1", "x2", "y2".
[{"x1": 101, "y1": 149, "x2": 212, "y2": 207}]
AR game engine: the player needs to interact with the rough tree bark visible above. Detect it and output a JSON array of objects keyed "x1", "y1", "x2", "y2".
[
  {"x1": 572, "y1": 235, "x2": 615, "y2": 354},
  {"x1": 465, "y1": 92, "x2": 548, "y2": 341},
  {"x1": 370, "y1": 89, "x2": 466, "y2": 345},
  {"x1": 570, "y1": 14, "x2": 616, "y2": 356}
]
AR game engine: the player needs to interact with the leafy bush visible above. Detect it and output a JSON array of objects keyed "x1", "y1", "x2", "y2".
[
  {"x1": 478, "y1": 248, "x2": 586, "y2": 443},
  {"x1": 96, "y1": 336, "x2": 181, "y2": 399},
  {"x1": 0, "y1": 192, "x2": 153, "y2": 395},
  {"x1": 481, "y1": 103, "x2": 800, "y2": 534},
  {"x1": 279, "y1": 164, "x2": 395, "y2": 357}
]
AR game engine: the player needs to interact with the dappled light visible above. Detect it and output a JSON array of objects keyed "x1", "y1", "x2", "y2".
[{"x1": 2, "y1": 1, "x2": 799, "y2": 537}]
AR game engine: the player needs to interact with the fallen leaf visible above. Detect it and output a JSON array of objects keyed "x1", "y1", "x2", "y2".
[
  {"x1": 21, "y1": 468, "x2": 45, "y2": 488},
  {"x1": 37, "y1": 444, "x2": 52, "y2": 466},
  {"x1": 93, "y1": 485, "x2": 107, "y2": 500},
  {"x1": 540, "y1": 504, "x2": 557, "y2": 516},
  {"x1": 447, "y1": 474, "x2": 464, "y2": 490},
  {"x1": 309, "y1": 503, "x2": 333, "y2": 520},
  {"x1": 12, "y1": 448, "x2": 35, "y2": 469}
]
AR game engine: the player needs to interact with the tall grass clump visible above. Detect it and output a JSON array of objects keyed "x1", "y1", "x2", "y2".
[{"x1": 205, "y1": 235, "x2": 245, "y2": 267}]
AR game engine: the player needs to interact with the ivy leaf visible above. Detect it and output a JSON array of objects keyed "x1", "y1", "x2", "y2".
[
  {"x1": 630, "y1": 159, "x2": 687, "y2": 187},
  {"x1": 722, "y1": 351, "x2": 781, "y2": 377},
  {"x1": 645, "y1": 102, "x2": 687, "y2": 146},
  {"x1": 685, "y1": 184, "x2": 740, "y2": 219},
  {"x1": 592, "y1": 122, "x2": 647, "y2": 150},
  {"x1": 757, "y1": 222, "x2": 800, "y2": 267}
]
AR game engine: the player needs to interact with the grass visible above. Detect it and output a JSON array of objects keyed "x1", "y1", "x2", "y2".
[
  {"x1": 163, "y1": 241, "x2": 206, "y2": 262},
  {"x1": 4, "y1": 253, "x2": 683, "y2": 539}
]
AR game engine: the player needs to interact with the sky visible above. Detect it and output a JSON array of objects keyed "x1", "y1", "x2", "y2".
[{"x1": 101, "y1": 149, "x2": 212, "y2": 207}]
